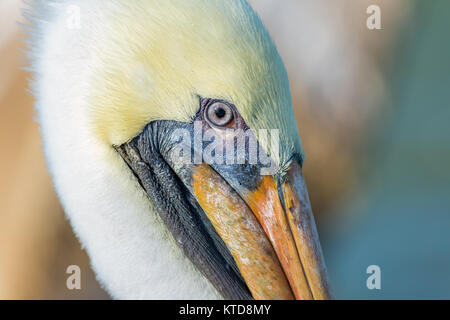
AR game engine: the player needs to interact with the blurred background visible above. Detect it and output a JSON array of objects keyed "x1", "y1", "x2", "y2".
[{"x1": 0, "y1": 0, "x2": 449, "y2": 299}]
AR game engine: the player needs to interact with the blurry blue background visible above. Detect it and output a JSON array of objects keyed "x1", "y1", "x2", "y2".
[{"x1": 323, "y1": 0, "x2": 450, "y2": 299}]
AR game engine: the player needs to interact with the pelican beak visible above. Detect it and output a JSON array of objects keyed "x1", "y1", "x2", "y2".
[
  {"x1": 192, "y1": 160, "x2": 331, "y2": 300},
  {"x1": 116, "y1": 120, "x2": 331, "y2": 300}
]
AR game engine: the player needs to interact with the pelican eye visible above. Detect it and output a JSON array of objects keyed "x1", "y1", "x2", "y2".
[{"x1": 205, "y1": 102, "x2": 234, "y2": 128}]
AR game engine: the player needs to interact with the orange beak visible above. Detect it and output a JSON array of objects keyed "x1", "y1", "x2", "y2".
[{"x1": 192, "y1": 160, "x2": 331, "y2": 300}]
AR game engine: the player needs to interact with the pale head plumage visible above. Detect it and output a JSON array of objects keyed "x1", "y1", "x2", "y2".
[{"x1": 90, "y1": 0, "x2": 303, "y2": 166}]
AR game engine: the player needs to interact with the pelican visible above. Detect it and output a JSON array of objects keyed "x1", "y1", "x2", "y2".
[{"x1": 26, "y1": 0, "x2": 331, "y2": 299}]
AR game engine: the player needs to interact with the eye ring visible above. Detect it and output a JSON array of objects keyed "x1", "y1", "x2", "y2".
[{"x1": 204, "y1": 101, "x2": 235, "y2": 128}]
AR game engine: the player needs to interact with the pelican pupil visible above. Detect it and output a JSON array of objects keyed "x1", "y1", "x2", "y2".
[{"x1": 215, "y1": 108, "x2": 226, "y2": 118}]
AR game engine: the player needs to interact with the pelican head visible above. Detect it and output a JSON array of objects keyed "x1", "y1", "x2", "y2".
[{"x1": 28, "y1": 0, "x2": 331, "y2": 299}]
